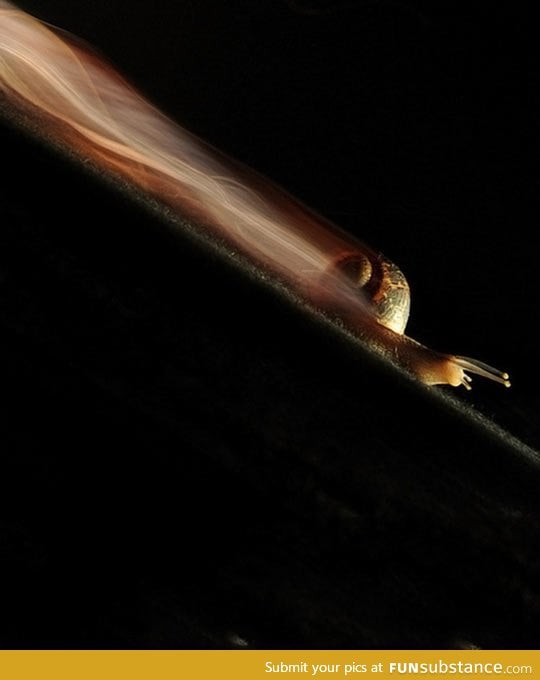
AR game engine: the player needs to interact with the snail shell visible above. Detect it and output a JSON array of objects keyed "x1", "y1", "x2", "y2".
[{"x1": 333, "y1": 250, "x2": 410, "y2": 334}]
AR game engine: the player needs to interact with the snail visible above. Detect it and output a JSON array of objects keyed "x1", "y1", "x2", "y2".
[{"x1": 0, "y1": 1, "x2": 510, "y2": 390}]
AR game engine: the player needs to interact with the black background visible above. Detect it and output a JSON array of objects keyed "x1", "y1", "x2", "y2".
[{"x1": 1, "y1": 0, "x2": 539, "y2": 648}]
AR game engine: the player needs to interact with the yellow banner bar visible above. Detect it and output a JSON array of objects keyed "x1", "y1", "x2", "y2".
[{"x1": 0, "y1": 650, "x2": 538, "y2": 680}]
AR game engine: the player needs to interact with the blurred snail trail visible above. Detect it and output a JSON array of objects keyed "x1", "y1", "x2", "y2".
[{"x1": 0, "y1": 1, "x2": 512, "y2": 393}]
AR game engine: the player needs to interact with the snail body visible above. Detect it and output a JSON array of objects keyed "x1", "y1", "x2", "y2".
[
  {"x1": 319, "y1": 249, "x2": 509, "y2": 388},
  {"x1": 0, "y1": 2, "x2": 509, "y2": 389}
]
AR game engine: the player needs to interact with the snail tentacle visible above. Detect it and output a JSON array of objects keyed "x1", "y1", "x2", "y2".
[{"x1": 453, "y1": 356, "x2": 511, "y2": 388}]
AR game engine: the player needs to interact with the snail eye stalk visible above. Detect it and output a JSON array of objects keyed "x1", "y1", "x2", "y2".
[{"x1": 453, "y1": 357, "x2": 511, "y2": 388}]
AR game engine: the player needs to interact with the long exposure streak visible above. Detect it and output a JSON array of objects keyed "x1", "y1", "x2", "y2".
[{"x1": 0, "y1": 1, "x2": 510, "y2": 388}]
